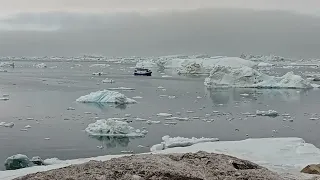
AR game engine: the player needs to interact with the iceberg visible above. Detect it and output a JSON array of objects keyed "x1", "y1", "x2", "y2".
[
  {"x1": 136, "y1": 57, "x2": 257, "y2": 74},
  {"x1": 4, "y1": 154, "x2": 33, "y2": 170},
  {"x1": 76, "y1": 90, "x2": 136, "y2": 104},
  {"x1": 204, "y1": 66, "x2": 315, "y2": 89},
  {"x1": 150, "y1": 135, "x2": 219, "y2": 152},
  {"x1": 85, "y1": 119, "x2": 144, "y2": 137},
  {"x1": 102, "y1": 78, "x2": 115, "y2": 83}
]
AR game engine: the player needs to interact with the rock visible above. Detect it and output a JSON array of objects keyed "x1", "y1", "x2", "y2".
[
  {"x1": 30, "y1": 156, "x2": 44, "y2": 166},
  {"x1": 15, "y1": 151, "x2": 285, "y2": 180},
  {"x1": 4, "y1": 154, "x2": 33, "y2": 170},
  {"x1": 301, "y1": 164, "x2": 320, "y2": 174}
]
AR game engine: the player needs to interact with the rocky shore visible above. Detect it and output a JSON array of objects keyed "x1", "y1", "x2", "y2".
[{"x1": 15, "y1": 151, "x2": 294, "y2": 180}]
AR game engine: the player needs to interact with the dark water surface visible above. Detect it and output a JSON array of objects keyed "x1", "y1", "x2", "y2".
[{"x1": 0, "y1": 61, "x2": 320, "y2": 170}]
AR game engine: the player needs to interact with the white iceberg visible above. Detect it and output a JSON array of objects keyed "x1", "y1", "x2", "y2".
[
  {"x1": 256, "y1": 110, "x2": 279, "y2": 117},
  {"x1": 76, "y1": 90, "x2": 136, "y2": 104},
  {"x1": 136, "y1": 57, "x2": 257, "y2": 74},
  {"x1": 34, "y1": 63, "x2": 47, "y2": 68},
  {"x1": 4, "y1": 154, "x2": 33, "y2": 170},
  {"x1": 150, "y1": 135, "x2": 219, "y2": 152},
  {"x1": 0, "y1": 62, "x2": 14, "y2": 68},
  {"x1": 85, "y1": 119, "x2": 144, "y2": 137},
  {"x1": 89, "y1": 64, "x2": 110, "y2": 68},
  {"x1": 204, "y1": 66, "x2": 315, "y2": 89},
  {"x1": 156, "y1": 113, "x2": 173, "y2": 117}
]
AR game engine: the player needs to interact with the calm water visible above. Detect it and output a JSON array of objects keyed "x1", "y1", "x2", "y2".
[{"x1": 0, "y1": 61, "x2": 320, "y2": 170}]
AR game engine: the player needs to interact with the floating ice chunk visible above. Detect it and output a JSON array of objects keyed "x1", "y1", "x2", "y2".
[
  {"x1": 67, "y1": 107, "x2": 75, "y2": 110},
  {"x1": 309, "y1": 117, "x2": 319, "y2": 120},
  {"x1": 76, "y1": 90, "x2": 136, "y2": 104},
  {"x1": 0, "y1": 97, "x2": 9, "y2": 101},
  {"x1": 204, "y1": 66, "x2": 314, "y2": 89},
  {"x1": 162, "y1": 75, "x2": 172, "y2": 78},
  {"x1": 124, "y1": 114, "x2": 131, "y2": 117},
  {"x1": 92, "y1": 72, "x2": 103, "y2": 76},
  {"x1": 26, "y1": 118, "x2": 34, "y2": 121},
  {"x1": 150, "y1": 135, "x2": 219, "y2": 152},
  {"x1": 85, "y1": 119, "x2": 144, "y2": 137},
  {"x1": 34, "y1": 63, "x2": 47, "y2": 68},
  {"x1": 0, "y1": 122, "x2": 5, "y2": 126},
  {"x1": 89, "y1": 64, "x2": 110, "y2": 68},
  {"x1": 84, "y1": 112, "x2": 92, "y2": 114},
  {"x1": 157, "y1": 113, "x2": 173, "y2": 117},
  {"x1": 132, "y1": 96, "x2": 143, "y2": 99},
  {"x1": 256, "y1": 110, "x2": 279, "y2": 117},
  {"x1": 176, "y1": 117, "x2": 190, "y2": 121},
  {"x1": 4, "y1": 122, "x2": 14, "y2": 128},
  {"x1": 157, "y1": 86, "x2": 165, "y2": 89},
  {"x1": 107, "y1": 87, "x2": 135, "y2": 91},
  {"x1": 43, "y1": 158, "x2": 63, "y2": 165},
  {"x1": 44, "y1": 138, "x2": 50, "y2": 140},
  {"x1": 240, "y1": 93, "x2": 249, "y2": 97},
  {"x1": 20, "y1": 129, "x2": 28, "y2": 131},
  {"x1": 30, "y1": 156, "x2": 44, "y2": 165},
  {"x1": 146, "y1": 120, "x2": 161, "y2": 125},
  {"x1": 102, "y1": 78, "x2": 115, "y2": 83},
  {"x1": 25, "y1": 125, "x2": 31, "y2": 128},
  {"x1": 168, "y1": 96, "x2": 176, "y2": 99},
  {"x1": 135, "y1": 118, "x2": 147, "y2": 121},
  {"x1": 4, "y1": 154, "x2": 33, "y2": 170},
  {"x1": 164, "y1": 122, "x2": 177, "y2": 125}
]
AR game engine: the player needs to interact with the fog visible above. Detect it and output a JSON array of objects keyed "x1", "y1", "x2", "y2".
[{"x1": 0, "y1": 9, "x2": 320, "y2": 58}]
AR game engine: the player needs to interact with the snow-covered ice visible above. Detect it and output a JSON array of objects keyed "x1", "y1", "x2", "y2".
[
  {"x1": 146, "y1": 120, "x2": 161, "y2": 125},
  {"x1": 2, "y1": 137, "x2": 320, "y2": 180},
  {"x1": 34, "y1": 63, "x2": 47, "y2": 68},
  {"x1": 150, "y1": 135, "x2": 219, "y2": 152},
  {"x1": 76, "y1": 90, "x2": 136, "y2": 104},
  {"x1": 85, "y1": 119, "x2": 145, "y2": 137},
  {"x1": 1, "y1": 122, "x2": 14, "y2": 128},
  {"x1": 204, "y1": 66, "x2": 315, "y2": 89},
  {"x1": 256, "y1": 110, "x2": 279, "y2": 117}
]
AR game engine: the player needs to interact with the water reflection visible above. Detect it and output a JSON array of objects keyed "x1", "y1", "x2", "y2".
[
  {"x1": 89, "y1": 136, "x2": 130, "y2": 148},
  {"x1": 80, "y1": 102, "x2": 128, "y2": 110},
  {"x1": 205, "y1": 87, "x2": 308, "y2": 105}
]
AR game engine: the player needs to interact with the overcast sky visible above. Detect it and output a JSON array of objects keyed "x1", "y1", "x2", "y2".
[{"x1": 0, "y1": 0, "x2": 319, "y2": 57}]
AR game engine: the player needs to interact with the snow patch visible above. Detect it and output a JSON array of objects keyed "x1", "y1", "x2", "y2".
[
  {"x1": 76, "y1": 90, "x2": 136, "y2": 104},
  {"x1": 150, "y1": 135, "x2": 219, "y2": 152}
]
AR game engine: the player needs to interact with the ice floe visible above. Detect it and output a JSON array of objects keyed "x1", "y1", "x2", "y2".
[
  {"x1": 0, "y1": 122, "x2": 14, "y2": 128},
  {"x1": 156, "y1": 113, "x2": 173, "y2": 117},
  {"x1": 150, "y1": 135, "x2": 219, "y2": 152},
  {"x1": 85, "y1": 119, "x2": 145, "y2": 137},
  {"x1": 204, "y1": 66, "x2": 316, "y2": 89},
  {"x1": 76, "y1": 90, "x2": 136, "y2": 104},
  {"x1": 256, "y1": 110, "x2": 279, "y2": 117}
]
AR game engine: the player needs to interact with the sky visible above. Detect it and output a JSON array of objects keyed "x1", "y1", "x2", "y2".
[{"x1": 0, "y1": 0, "x2": 320, "y2": 57}]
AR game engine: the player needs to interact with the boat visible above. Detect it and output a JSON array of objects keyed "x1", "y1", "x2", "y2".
[{"x1": 134, "y1": 68, "x2": 152, "y2": 76}]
